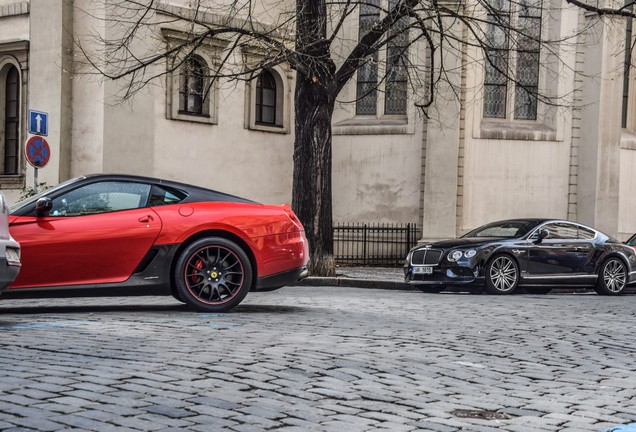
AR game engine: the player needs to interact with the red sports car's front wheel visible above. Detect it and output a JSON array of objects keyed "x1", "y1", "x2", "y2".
[{"x1": 174, "y1": 237, "x2": 253, "y2": 312}]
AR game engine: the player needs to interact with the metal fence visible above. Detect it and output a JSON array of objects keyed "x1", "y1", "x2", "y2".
[{"x1": 333, "y1": 223, "x2": 420, "y2": 266}]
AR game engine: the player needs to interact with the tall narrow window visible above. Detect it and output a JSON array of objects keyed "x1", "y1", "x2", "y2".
[
  {"x1": 4, "y1": 66, "x2": 19, "y2": 175},
  {"x1": 256, "y1": 70, "x2": 276, "y2": 125},
  {"x1": 514, "y1": 0, "x2": 541, "y2": 119},
  {"x1": 483, "y1": 0, "x2": 541, "y2": 120},
  {"x1": 483, "y1": 0, "x2": 510, "y2": 118},
  {"x1": 179, "y1": 56, "x2": 207, "y2": 115},
  {"x1": 385, "y1": 0, "x2": 409, "y2": 115},
  {"x1": 622, "y1": 7, "x2": 633, "y2": 128},
  {"x1": 356, "y1": 0, "x2": 381, "y2": 115}
]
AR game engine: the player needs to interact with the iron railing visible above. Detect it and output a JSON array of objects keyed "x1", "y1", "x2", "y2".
[{"x1": 333, "y1": 223, "x2": 420, "y2": 266}]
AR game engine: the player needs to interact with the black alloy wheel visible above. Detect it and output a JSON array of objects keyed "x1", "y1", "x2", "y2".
[
  {"x1": 485, "y1": 255, "x2": 520, "y2": 294},
  {"x1": 174, "y1": 237, "x2": 253, "y2": 312},
  {"x1": 594, "y1": 258, "x2": 627, "y2": 295}
]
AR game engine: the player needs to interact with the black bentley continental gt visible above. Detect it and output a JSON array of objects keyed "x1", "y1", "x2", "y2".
[{"x1": 404, "y1": 219, "x2": 636, "y2": 295}]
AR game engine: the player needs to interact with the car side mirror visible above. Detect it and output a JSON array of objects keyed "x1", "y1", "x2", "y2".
[
  {"x1": 535, "y1": 228, "x2": 549, "y2": 243},
  {"x1": 35, "y1": 197, "x2": 53, "y2": 217}
]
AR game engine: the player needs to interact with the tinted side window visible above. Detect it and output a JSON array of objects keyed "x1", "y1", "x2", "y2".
[
  {"x1": 50, "y1": 182, "x2": 151, "y2": 216},
  {"x1": 542, "y1": 223, "x2": 578, "y2": 240},
  {"x1": 148, "y1": 185, "x2": 188, "y2": 206},
  {"x1": 577, "y1": 226, "x2": 596, "y2": 240}
]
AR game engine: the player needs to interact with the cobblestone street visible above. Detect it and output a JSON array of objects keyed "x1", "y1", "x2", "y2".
[{"x1": 1, "y1": 286, "x2": 635, "y2": 431}]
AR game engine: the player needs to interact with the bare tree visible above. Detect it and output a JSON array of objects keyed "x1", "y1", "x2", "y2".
[{"x1": 74, "y1": 0, "x2": 594, "y2": 276}]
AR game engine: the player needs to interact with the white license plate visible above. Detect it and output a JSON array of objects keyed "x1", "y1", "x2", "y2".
[
  {"x1": 5, "y1": 247, "x2": 20, "y2": 265},
  {"x1": 413, "y1": 266, "x2": 433, "y2": 275}
]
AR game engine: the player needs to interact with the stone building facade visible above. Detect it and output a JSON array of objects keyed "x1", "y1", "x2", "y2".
[{"x1": 0, "y1": 0, "x2": 635, "y2": 241}]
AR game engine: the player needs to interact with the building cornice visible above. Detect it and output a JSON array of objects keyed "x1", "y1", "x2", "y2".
[{"x1": 0, "y1": 2, "x2": 29, "y2": 18}]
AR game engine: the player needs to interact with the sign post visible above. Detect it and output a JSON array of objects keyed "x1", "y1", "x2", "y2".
[
  {"x1": 27, "y1": 109, "x2": 50, "y2": 192},
  {"x1": 25, "y1": 136, "x2": 51, "y2": 191}
]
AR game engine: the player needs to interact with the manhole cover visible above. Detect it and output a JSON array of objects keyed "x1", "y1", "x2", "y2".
[{"x1": 452, "y1": 409, "x2": 509, "y2": 420}]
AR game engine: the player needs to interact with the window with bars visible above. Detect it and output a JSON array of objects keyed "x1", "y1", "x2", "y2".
[
  {"x1": 3, "y1": 66, "x2": 19, "y2": 175},
  {"x1": 385, "y1": 0, "x2": 409, "y2": 114},
  {"x1": 256, "y1": 70, "x2": 276, "y2": 125},
  {"x1": 179, "y1": 56, "x2": 208, "y2": 116},
  {"x1": 356, "y1": 0, "x2": 380, "y2": 115},
  {"x1": 356, "y1": 0, "x2": 408, "y2": 116},
  {"x1": 483, "y1": 0, "x2": 541, "y2": 121}
]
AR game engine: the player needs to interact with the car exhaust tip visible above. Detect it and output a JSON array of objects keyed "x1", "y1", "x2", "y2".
[{"x1": 298, "y1": 267, "x2": 309, "y2": 280}]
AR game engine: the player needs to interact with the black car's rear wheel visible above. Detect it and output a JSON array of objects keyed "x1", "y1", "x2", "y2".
[
  {"x1": 594, "y1": 258, "x2": 627, "y2": 295},
  {"x1": 485, "y1": 255, "x2": 519, "y2": 294},
  {"x1": 174, "y1": 237, "x2": 252, "y2": 312}
]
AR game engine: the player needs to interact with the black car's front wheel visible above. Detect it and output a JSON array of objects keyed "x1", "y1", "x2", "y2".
[
  {"x1": 485, "y1": 255, "x2": 519, "y2": 295},
  {"x1": 174, "y1": 237, "x2": 253, "y2": 312},
  {"x1": 594, "y1": 258, "x2": 627, "y2": 295}
]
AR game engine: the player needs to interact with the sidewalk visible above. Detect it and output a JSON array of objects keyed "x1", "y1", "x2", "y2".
[
  {"x1": 298, "y1": 266, "x2": 417, "y2": 290},
  {"x1": 299, "y1": 266, "x2": 635, "y2": 294}
]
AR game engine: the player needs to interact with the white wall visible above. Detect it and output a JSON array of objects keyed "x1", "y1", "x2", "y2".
[
  {"x1": 332, "y1": 133, "x2": 422, "y2": 223},
  {"x1": 0, "y1": 15, "x2": 27, "y2": 41},
  {"x1": 619, "y1": 147, "x2": 636, "y2": 240},
  {"x1": 69, "y1": 1, "x2": 296, "y2": 205},
  {"x1": 462, "y1": 139, "x2": 570, "y2": 230},
  {"x1": 152, "y1": 81, "x2": 295, "y2": 204}
]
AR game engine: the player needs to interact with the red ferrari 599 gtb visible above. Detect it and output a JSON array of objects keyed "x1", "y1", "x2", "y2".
[{"x1": 5, "y1": 174, "x2": 309, "y2": 312}]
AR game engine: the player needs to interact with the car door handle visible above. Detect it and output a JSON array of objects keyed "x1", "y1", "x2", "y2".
[{"x1": 138, "y1": 215, "x2": 154, "y2": 223}]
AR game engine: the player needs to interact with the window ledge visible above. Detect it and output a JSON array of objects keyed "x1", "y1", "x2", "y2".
[
  {"x1": 480, "y1": 120, "x2": 556, "y2": 141},
  {"x1": 169, "y1": 111, "x2": 216, "y2": 125},
  {"x1": 0, "y1": 175, "x2": 25, "y2": 190},
  {"x1": 621, "y1": 131, "x2": 636, "y2": 150},
  {"x1": 249, "y1": 123, "x2": 289, "y2": 134},
  {"x1": 177, "y1": 111, "x2": 210, "y2": 118},
  {"x1": 333, "y1": 116, "x2": 412, "y2": 136}
]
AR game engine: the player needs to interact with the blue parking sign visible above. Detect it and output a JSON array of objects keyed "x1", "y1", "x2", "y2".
[{"x1": 29, "y1": 110, "x2": 48, "y2": 136}]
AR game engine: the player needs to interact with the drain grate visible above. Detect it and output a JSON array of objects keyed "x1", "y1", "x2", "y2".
[{"x1": 452, "y1": 409, "x2": 510, "y2": 420}]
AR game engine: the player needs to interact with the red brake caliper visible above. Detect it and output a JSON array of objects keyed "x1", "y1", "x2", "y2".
[{"x1": 190, "y1": 258, "x2": 204, "y2": 285}]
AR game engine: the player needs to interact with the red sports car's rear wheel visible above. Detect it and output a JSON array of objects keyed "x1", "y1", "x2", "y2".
[{"x1": 174, "y1": 237, "x2": 252, "y2": 312}]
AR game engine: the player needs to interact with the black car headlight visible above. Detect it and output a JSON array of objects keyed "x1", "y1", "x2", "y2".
[{"x1": 447, "y1": 249, "x2": 477, "y2": 262}]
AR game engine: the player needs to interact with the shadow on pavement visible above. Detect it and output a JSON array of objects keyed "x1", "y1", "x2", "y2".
[{"x1": 0, "y1": 302, "x2": 307, "y2": 316}]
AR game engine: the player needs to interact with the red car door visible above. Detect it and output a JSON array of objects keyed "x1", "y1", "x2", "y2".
[{"x1": 9, "y1": 208, "x2": 161, "y2": 288}]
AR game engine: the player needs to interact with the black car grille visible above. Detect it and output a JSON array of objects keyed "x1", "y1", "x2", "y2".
[{"x1": 411, "y1": 249, "x2": 443, "y2": 265}]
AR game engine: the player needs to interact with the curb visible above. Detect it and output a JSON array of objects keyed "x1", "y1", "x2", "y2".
[
  {"x1": 297, "y1": 278, "x2": 636, "y2": 294},
  {"x1": 298, "y1": 277, "x2": 419, "y2": 291}
]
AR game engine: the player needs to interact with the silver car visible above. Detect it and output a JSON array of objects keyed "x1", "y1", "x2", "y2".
[{"x1": 0, "y1": 192, "x2": 20, "y2": 292}]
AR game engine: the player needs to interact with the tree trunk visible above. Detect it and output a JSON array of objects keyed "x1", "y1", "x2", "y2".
[
  {"x1": 292, "y1": 74, "x2": 336, "y2": 277},
  {"x1": 292, "y1": 0, "x2": 338, "y2": 277}
]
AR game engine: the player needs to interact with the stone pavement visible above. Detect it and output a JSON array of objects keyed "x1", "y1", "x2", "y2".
[{"x1": 1, "y1": 284, "x2": 636, "y2": 431}]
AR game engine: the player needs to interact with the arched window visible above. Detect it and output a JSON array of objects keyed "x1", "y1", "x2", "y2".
[
  {"x1": 3, "y1": 66, "x2": 19, "y2": 175},
  {"x1": 179, "y1": 56, "x2": 207, "y2": 115},
  {"x1": 256, "y1": 70, "x2": 276, "y2": 125}
]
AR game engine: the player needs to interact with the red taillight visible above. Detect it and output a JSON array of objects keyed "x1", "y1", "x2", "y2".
[{"x1": 282, "y1": 205, "x2": 304, "y2": 231}]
